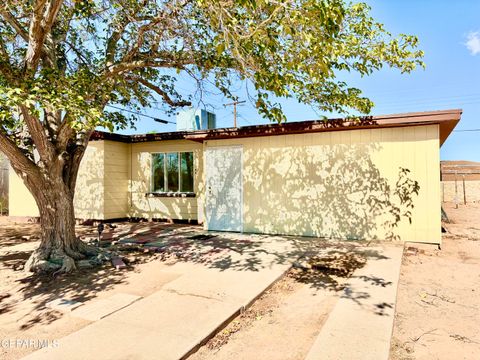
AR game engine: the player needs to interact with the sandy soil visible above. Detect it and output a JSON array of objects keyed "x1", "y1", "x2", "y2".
[
  {"x1": 390, "y1": 202, "x2": 480, "y2": 360},
  {"x1": 189, "y1": 252, "x2": 368, "y2": 360},
  {"x1": 189, "y1": 272, "x2": 343, "y2": 360},
  {"x1": 2, "y1": 203, "x2": 479, "y2": 360},
  {"x1": 0, "y1": 219, "x2": 363, "y2": 360},
  {"x1": 0, "y1": 219, "x2": 183, "y2": 360},
  {"x1": 190, "y1": 202, "x2": 480, "y2": 360}
]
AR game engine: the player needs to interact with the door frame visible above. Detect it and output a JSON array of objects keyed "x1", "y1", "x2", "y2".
[{"x1": 204, "y1": 145, "x2": 244, "y2": 232}]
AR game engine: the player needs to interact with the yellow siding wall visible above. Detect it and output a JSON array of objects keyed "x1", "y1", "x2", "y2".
[
  {"x1": 74, "y1": 141, "x2": 105, "y2": 219},
  {"x1": 205, "y1": 124, "x2": 441, "y2": 244},
  {"x1": 130, "y1": 140, "x2": 204, "y2": 222},
  {"x1": 8, "y1": 139, "x2": 203, "y2": 221},
  {"x1": 9, "y1": 141, "x2": 106, "y2": 219},
  {"x1": 8, "y1": 125, "x2": 442, "y2": 244},
  {"x1": 104, "y1": 141, "x2": 130, "y2": 219},
  {"x1": 8, "y1": 165, "x2": 40, "y2": 217},
  {"x1": 76, "y1": 140, "x2": 130, "y2": 220}
]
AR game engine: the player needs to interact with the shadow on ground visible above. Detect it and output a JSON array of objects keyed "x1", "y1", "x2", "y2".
[{"x1": 0, "y1": 221, "x2": 396, "y2": 326}]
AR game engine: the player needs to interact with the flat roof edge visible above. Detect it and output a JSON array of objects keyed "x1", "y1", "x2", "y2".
[{"x1": 90, "y1": 109, "x2": 462, "y2": 145}]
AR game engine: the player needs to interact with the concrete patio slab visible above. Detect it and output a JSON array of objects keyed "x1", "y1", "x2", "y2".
[
  {"x1": 305, "y1": 245, "x2": 404, "y2": 360},
  {"x1": 23, "y1": 266, "x2": 291, "y2": 360},
  {"x1": 70, "y1": 293, "x2": 142, "y2": 321},
  {"x1": 23, "y1": 229, "x2": 399, "y2": 360},
  {"x1": 22, "y1": 232, "x2": 296, "y2": 360}
]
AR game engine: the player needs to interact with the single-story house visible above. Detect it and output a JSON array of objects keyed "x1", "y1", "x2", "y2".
[{"x1": 9, "y1": 109, "x2": 462, "y2": 245}]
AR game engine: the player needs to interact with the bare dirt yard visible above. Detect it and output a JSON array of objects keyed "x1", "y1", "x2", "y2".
[
  {"x1": 390, "y1": 202, "x2": 480, "y2": 360},
  {"x1": 189, "y1": 252, "x2": 367, "y2": 360},
  {"x1": 0, "y1": 218, "x2": 369, "y2": 360},
  {"x1": 188, "y1": 271, "x2": 343, "y2": 360},
  {"x1": 0, "y1": 220, "x2": 196, "y2": 360},
  {"x1": 190, "y1": 203, "x2": 480, "y2": 360},
  {"x1": 1, "y1": 203, "x2": 479, "y2": 360}
]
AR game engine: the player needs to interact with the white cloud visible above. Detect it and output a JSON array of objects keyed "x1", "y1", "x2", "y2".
[{"x1": 465, "y1": 31, "x2": 480, "y2": 55}]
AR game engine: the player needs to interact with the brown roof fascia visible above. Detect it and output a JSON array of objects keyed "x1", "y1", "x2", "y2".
[
  {"x1": 185, "y1": 109, "x2": 462, "y2": 146},
  {"x1": 91, "y1": 109, "x2": 462, "y2": 146},
  {"x1": 90, "y1": 131, "x2": 131, "y2": 143},
  {"x1": 90, "y1": 130, "x2": 190, "y2": 143}
]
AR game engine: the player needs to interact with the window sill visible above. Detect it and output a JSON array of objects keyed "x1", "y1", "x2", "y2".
[{"x1": 146, "y1": 192, "x2": 196, "y2": 198}]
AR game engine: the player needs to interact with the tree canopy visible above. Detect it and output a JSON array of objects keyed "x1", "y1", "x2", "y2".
[
  {"x1": 0, "y1": 0, "x2": 424, "y2": 272},
  {"x1": 0, "y1": 1, "x2": 424, "y2": 139}
]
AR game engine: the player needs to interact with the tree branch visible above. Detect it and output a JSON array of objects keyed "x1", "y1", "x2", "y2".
[
  {"x1": 0, "y1": 130, "x2": 40, "y2": 178},
  {"x1": 43, "y1": 0, "x2": 63, "y2": 31},
  {"x1": 122, "y1": 15, "x2": 166, "y2": 63},
  {"x1": 105, "y1": 56, "x2": 191, "y2": 77},
  {"x1": 130, "y1": 76, "x2": 191, "y2": 107},
  {"x1": 65, "y1": 129, "x2": 93, "y2": 192},
  {"x1": 0, "y1": 9, "x2": 29, "y2": 41},
  {"x1": 0, "y1": 37, "x2": 19, "y2": 84},
  {"x1": 18, "y1": 105, "x2": 56, "y2": 162},
  {"x1": 105, "y1": 21, "x2": 127, "y2": 66},
  {"x1": 56, "y1": 111, "x2": 75, "y2": 150},
  {"x1": 24, "y1": 0, "x2": 63, "y2": 73}
]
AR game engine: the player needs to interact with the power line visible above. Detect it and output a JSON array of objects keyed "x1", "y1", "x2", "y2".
[
  {"x1": 237, "y1": 113, "x2": 253, "y2": 125},
  {"x1": 373, "y1": 94, "x2": 480, "y2": 108},
  {"x1": 106, "y1": 104, "x2": 480, "y2": 132},
  {"x1": 372, "y1": 99, "x2": 480, "y2": 113},
  {"x1": 106, "y1": 105, "x2": 175, "y2": 124},
  {"x1": 223, "y1": 100, "x2": 246, "y2": 127}
]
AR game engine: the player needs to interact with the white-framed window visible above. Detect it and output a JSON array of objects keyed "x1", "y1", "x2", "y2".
[{"x1": 151, "y1": 152, "x2": 194, "y2": 193}]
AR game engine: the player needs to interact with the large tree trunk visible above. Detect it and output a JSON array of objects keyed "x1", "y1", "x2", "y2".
[
  {"x1": 20, "y1": 150, "x2": 99, "y2": 273},
  {"x1": 25, "y1": 183, "x2": 92, "y2": 272}
]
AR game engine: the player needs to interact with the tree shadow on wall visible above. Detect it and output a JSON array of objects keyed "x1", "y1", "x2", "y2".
[
  {"x1": 242, "y1": 141, "x2": 420, "y2": 241},
  {"x1": 73, "y1": 145, "x2": 104, "y2": 220},
  {"x1": 130, "y1": 148, "x2": 203, "y2": 220}
]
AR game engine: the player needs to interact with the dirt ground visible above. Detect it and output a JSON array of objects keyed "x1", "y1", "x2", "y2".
[
  {"x1": 189, "y1": 203, "x2": 480, "y2": 360},
  {"x1": 188, "y1": 273, "x2": 341, "y2": 360},
  {"x1": 0, "y1": 218, "x2": 368, "y2": 360},
  {"x1": 0, "y1": 219, "x2": 191, "y2": 360},
  {"x1": 390, "y1": 202, "x2": 480, "y2": 360},
  {"x1": 1, "y1": 204, "x2": 479, "y2": 360},
  {"x1": 189, "y1": 253, "x2": 368, "y2": 360}
]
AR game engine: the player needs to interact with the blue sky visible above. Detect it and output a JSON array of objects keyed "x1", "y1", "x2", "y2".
[{"x1": 120, "y1": 0, "x2": 480, "y2": 162}]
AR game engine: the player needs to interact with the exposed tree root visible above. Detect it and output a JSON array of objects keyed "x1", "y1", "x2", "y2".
[
  {"x1": 54, "y1": 256, "x2": 77, "y2": 275},
  {"x1": 76, "y1": 241, "x2": 101, "y2": 257},
  {"x1": 64, "y1": 248, "x2": 86, "y2": 261},
  {"x1": 24, "y1": 249, "x2": 61, "y2": 273},
  {"x1": 25, "y1": 240, "x2": 109, "y2": 274}
]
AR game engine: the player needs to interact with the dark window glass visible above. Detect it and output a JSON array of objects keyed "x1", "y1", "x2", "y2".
[
  {"x1": 152, "y1": 154, "x2": 165, "y2": 192},
  {"x1": 180, "y1": 152, "x2": 194, "y2": 192},
  {"x1": 166, "y1": 152, "x2": 179, "y2": 192},
  {"x1": 152, "y1": 152, "x2": 194, "y2": 193}
]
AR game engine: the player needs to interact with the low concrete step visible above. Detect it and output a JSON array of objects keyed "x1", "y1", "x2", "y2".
[{"x1": 305, "y1": 245, "x2": 403, "y2": 360}]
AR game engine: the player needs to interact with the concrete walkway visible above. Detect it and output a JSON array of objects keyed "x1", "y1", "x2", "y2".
[
  {"x1": 305, "y1": 245, "x2": 404, "y2": 360},
  {"x1": 22, "y1": 233, "x2": 295, "y2": 360},
  {"x1": 22, "y1": 231, "x2": 403, "y2": 360}
]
